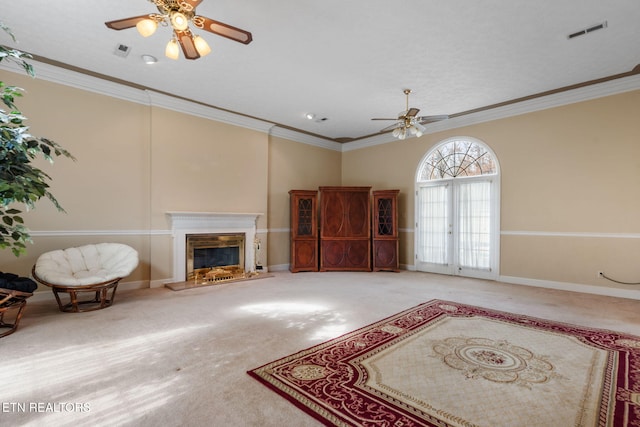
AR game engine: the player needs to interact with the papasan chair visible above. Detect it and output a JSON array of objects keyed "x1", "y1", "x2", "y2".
[{"x1": 32, "y1": 243, "x2": 139, "y2": 313}]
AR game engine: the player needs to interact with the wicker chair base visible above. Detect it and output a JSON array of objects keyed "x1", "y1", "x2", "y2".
[
  {"x1": 0, "y1": 289, "x2": 32, "y2": 338},
  {"x1": 49, "y1": 281, "x2": 120, "y2": 313},
  {"x1": 32, "y1": 268, "x2": 121, "y2": 313}
]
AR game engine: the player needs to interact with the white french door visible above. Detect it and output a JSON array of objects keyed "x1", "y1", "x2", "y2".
[{"x1": 416, "y1": 177, "x2": 498, "y2": 279}]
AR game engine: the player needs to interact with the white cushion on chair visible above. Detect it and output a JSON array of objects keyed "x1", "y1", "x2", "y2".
[{"x1": 34, "y1": 243, "x2": 139, "y2": 287}]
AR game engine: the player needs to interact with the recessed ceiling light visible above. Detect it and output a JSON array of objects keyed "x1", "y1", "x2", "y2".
[
  {"x1": 142, "y1": 54, "x2": 158, "y2": 65},
  {"x1": 305, "y1": 113, "x2": 316, "y2": 120}
]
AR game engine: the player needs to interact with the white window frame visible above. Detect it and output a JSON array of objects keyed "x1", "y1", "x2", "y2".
[{"x1": 414, "y1": 136, "x2": 500, "y2": 280}]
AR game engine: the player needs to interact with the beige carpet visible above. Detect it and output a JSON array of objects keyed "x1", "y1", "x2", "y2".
[
  {"x1": 1, "y1": 271, "x2": 639, "y2": 426},
  {"x1": 249, "y1": 300, "x2": 639, "y2": 426}
]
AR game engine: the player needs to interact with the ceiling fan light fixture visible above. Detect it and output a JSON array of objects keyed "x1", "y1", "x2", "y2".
[
  {"x1": 373, "y1": 89, "x2": 446, "y2": 139},
  {"x1": 170, "y1": 11, "x2": 189, "y2": 31},
  {"x1": 193, "y1": 35, "x2": 211, "y2": 56},
  {"x1": 165, "y1": 39, "x2": 180, "y2": 60},
  {"x1": 105, "y1": 1, "x2": 253, "y2": 61},
  {"x1": 411, "y1": 123, "x2": 426, "y2": 137},
  {"x1": 136, "y1": 18, "x2": 158, "y2": 37}
]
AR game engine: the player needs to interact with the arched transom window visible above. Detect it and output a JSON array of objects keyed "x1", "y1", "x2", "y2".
[{"x1": 417, "y1": 139, "x2": 498, "y2": 181}]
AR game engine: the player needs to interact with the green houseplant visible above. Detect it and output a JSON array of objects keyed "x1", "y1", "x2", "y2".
[{"x1": 0, "y1": 22, "x2": 75, "y2": 256}]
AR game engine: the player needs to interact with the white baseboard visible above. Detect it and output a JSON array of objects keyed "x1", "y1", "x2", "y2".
[
  {"x1": 118, "y1": 280, "x2": 151, "y2": 291},
  {"x1": 499, "y1": 275, "x2": 640, "y2": 301},
  {"x1": 149, "y1": 279, "x2": 172, "y2": 289},
  {"x1": 115, "y1": 270, "x2": 640, "y2": 301}
]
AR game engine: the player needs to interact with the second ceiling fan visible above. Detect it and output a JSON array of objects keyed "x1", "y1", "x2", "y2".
[{"x1": 372, "y1": 89, "x2": 448, "y2": 139}]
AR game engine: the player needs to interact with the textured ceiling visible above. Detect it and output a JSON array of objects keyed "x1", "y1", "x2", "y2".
[{"x1": 1, "y1": 1, "x2": 639, "y2": 142}]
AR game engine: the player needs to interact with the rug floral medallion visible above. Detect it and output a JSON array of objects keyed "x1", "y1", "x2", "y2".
[{"x1": 248, "y1": 300, "x2": 640, "y2": 427}]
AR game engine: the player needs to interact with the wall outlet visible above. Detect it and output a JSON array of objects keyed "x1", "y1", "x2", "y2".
[{"x1": 597, "y1": 271, "x2": 604, "y2": 278}]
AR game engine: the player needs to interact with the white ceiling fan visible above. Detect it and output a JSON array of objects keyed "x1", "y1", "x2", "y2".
[{"x1": 372, "y1": 89, "x2": 448, "y2": 139}]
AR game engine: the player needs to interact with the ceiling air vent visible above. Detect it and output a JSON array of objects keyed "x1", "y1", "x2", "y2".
[
  {"x1": 114, "y1": 43, "x2": 132, "y2": 57},
  {"x1": 567, "y1": 21, "x2": 607, "y2": 39}
]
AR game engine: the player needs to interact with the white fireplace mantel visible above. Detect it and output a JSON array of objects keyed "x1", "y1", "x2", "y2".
[{"x1": 166, "y1": 212, "x2": 262, "y2": 283}]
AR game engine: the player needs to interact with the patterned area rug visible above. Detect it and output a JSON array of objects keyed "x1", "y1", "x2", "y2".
[{"x1": 248, "y1": 300, "x2": 640, "y2": 426}]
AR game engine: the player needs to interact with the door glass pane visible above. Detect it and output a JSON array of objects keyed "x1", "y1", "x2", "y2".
[
  {"x1": 377, "y1": 198, "x2": 393, "y2": 235},
  {"x1": 297, "y1": 198, "x2": 313, "y2": 235},
  {"x1": 417, "y1": 185, "x2": 448, "y2": 265},
  {"x1": 457, "y1": 180, "x2": 491, "y2": 270}
]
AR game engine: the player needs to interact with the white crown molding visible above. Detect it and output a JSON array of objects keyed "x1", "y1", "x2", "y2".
[
  {"x1": 0, "y1": 60, "x2": 285, "y2": 137},
  {"x1": 342, "y1": 132, "x2": 397, "y2": 152},
  {"x1": 146, "y1": 91, "x2": 273, "y2": 134},
  {"x1": 2, "y1": 59, "x2": 638, "y2": 152},
  {"x1": 269, "y1": 126, "x2": 342, "y2": 151},
  {"x1": 0, "y1": 60, "x2": 150, "y2": 105},
  {"x1": 346, "y1": 73, "x2": 640, "y2": 151}
]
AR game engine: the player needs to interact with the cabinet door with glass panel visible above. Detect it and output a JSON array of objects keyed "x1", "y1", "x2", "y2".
[
  {"x1": 373, "y1": 189, "x2": 400, "y2": 272},
  {"x1": 289, "y1": 190, "x2": 318, "y2": 272}
]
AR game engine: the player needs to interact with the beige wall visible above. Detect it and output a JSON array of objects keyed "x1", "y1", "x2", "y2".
[
  {"x1": 343, "y1": 90, "x2": 640, "y2": 293},
  {"x1": 267, "y1": 135, "x2": 341, "y2": 268},
  {"x1": 341, "y1": 139, "x2": 422, "y2": 267},
  {"x1": 8, "y1": 74, "x2": 152, "y2": 231},
  {"x1": 0, "y1": 69, "x2": 269, "y2": 287},
  {"x1": 1, "y1": 66, "x2": 638, "y2": 297}
]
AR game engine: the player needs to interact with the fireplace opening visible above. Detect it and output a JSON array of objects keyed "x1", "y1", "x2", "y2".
[
  {"x1": 186, "y1": 233, "x2": 246, "y2": 283},
  {"x1": 194, "y1": 247, "x2": 240, "y2": 269}
]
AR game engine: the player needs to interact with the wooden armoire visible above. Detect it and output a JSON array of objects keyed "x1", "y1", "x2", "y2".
[
  {"x1": 319, "y1": 186, "x2": 371, "y2": 271},
  {"x1": 289, "y1": 190, "x2": 318, "y2": 272},
  {"x1": 372, "y1": 189, "x2": 400, "y2": 272}
]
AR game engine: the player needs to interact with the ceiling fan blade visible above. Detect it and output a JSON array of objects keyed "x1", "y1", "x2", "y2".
[
  {"x1": 405, "y1": 107, "x2": 420, "y2": 118},
  {"x1": 175, "y1": 29, "x2": 201, "y2": 60},
  {"x1": 193, "y1": 16, "x2": 253, "y2": 44},
  {"x1": 177, "y1": 0, "x2": 204, "y2": 11},
  {"x1": 417, "y1": 114, "x2": 449, "y2": 124},
  {"x1": 371, "y1": 118, "x2": 398, "y2": 121},
  {"x1": 379, "y1": 122, "x2": 402, "y2": 132},
  {"x1": 105, "y1": 14, "x2": 155, "y2": 30}
]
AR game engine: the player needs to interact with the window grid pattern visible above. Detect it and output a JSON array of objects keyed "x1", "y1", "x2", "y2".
[{"x1": 418, "y1": 140, "x2": 497, "y2": 182}]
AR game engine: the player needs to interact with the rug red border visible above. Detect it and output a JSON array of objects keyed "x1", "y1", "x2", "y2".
[{"x1": 248, "y1": 299, "x2": 640, "y2": 426}]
